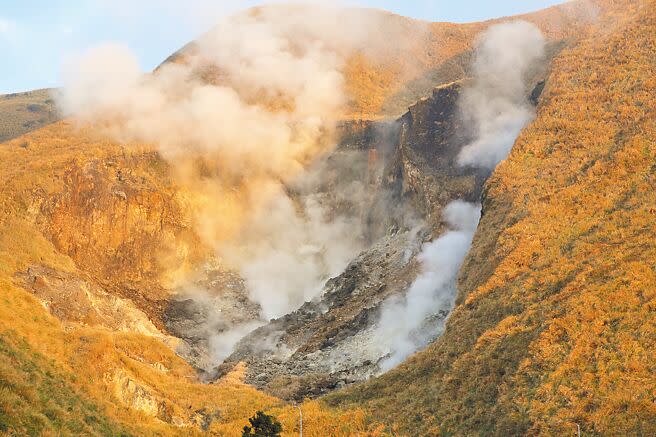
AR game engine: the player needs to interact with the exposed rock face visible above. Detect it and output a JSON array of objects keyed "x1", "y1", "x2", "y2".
[
  {"x1": 34, "y1": 152, "x2": 206, "y2": 330},
  {"x1": 336, "y1": 120, "x2": 399, "y2": 153},
  {"x1": 110, "y1": 369, "x2": 219, "y2": 428},
  {"x1": 16, "y1": 265, "x2": 175, "y2": 345},
  {"x1": 112, "y1": 369, "x2": 171, "y2": 420},
  {"x1": 164, "y1": 263, "x2": 261, "y2": 372},
  {"x1": 161, "y1": 120, "x2": 404, "y2": 374},
  {"x1": 217, "y1": 228, "x2": 428, "y2": 400},
  {"x1": 369, "y1": 81, "x2": 486, "y2": 237},
  {"x1": 214, "y1": 80, "x2": 492, "y2": 400}
]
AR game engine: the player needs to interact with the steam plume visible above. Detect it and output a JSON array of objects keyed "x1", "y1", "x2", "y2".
[
  {"x1": 374, "y1": 21, "x2": 545, "y2": 371},
  {"x1": 56, "y1": 4, "x2": 408, "y2": 364},
  {"x1": 457, "y1": 20, "x2": 545, "y2": 168},
  {"x1": 220, "y1": 188, "x2": 365, "y2": 321},
  {"x1": 375, "y1": 200, "x2": 480, "y2": 370}
]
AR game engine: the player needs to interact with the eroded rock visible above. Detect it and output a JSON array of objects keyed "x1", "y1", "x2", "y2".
[{"x1": 16, "y1": 265, "x2": 176, "y2": 346}]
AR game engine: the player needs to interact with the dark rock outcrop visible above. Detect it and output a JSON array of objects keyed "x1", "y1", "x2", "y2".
[
  {"x1": 368, "y1": 80, "x2": 487, "y2": 238},
  {"x1": 163, "y1": 265, "x2": 260, "y2": 372}
]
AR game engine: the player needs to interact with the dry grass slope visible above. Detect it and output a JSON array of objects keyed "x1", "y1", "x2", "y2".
[
  {"x1": 342, "y1": 1, "x2": 605, "y2": 119},
  {"x1": 328, "y1": 0, "x2": 656, "y2": 435}
]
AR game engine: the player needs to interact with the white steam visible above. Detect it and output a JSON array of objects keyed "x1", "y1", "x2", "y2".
[
  {"x1": 375, "y1": 200, "x2": 480, "y2": 370},
  {"x1": 374, "y1": 21, "x2": 545, "y2": 371},
  {"x1": 57, "y1": 5, "x2": 404, "y2": 175},
  {"x1": 457, "y1": 20, "x2": 545, "y2": 169},
  {"x1": 56, "y1": 4, "x2": 401, "y2": 364},
  {"x1": 222, "y1": 190, "x2": 364, "y2": 321},
  {"x1": 209, "y1": 321, "x2": 264, "y2": 364}
]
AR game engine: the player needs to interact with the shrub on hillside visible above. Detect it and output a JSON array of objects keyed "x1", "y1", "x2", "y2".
[{"x1": 242, "y1": 411, "x2": 282, "y2": 437}]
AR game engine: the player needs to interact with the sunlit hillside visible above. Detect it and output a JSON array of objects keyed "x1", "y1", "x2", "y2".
[
  {"x1": 342, "y1": 1, "x2": 600, "y2": 118},
  {"x1": 1, "y1": 0, "x2": 653, "y2": 435},
  {"x1": 328, "y1": 0, "x2": 656, "y2": 435},
  {"x1": 165, "y1": 2, "x2": 600, "y2": 120}
]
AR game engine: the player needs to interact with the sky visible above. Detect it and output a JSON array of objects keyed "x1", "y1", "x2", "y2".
[{"x1": 0, "y1": 0, "x2": 565, "y2": 94}]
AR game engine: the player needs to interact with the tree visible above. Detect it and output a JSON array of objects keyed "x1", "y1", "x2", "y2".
[{"x1": 242, "y1": 411, "x2": 283, "y2": 437}]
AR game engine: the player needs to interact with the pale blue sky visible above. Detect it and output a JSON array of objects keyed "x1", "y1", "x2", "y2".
[{"x1": 0, "y1": 1, "x2": 564, "y2": 93}]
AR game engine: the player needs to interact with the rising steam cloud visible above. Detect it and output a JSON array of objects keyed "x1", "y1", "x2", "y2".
[
  {"x1": 457, "y1": 20, "x2": 545, "y2": 169},
  {"x1": 56, "y1": 4, "x2": 408, "y2": 364},
  {"x1": 56, "y1": 6, "x2": 546, "y2": 370},
  {"x1": 221, "y1": 190, "x2": 365, "y2": 321},
  {"x1": 374, "y1": 21, "x2": 545, "y2": 371},
  {"x1": 58, "y1": 9, "x2": 346, "y2": 178},
  {"x1": 376, "y1": 200, "x2": 480, "y2": 370}
]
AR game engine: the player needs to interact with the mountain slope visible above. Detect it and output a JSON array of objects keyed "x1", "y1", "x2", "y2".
[
  {"x1": 328, "y1": 1, "x2": 656, "y2": 435},
  {"x1": 0, "y1": 1, "x2": 650, "y2": 435},
  {"x1": 165, "y1": 2, "x2": 598, "y2": 119},
  {"x1": 0, "y1": 89, "x2": 59, "y2": 142}
]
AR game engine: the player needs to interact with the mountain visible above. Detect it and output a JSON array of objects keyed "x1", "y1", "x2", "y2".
[
  {"x1": 0, "y1": 0, "x2": 654, "y2": 436},
  {"x1": 163, "y1": 3, "x2": 596, "y2": 120},
  {"x1": 0, "y1": 89, "x2": 59, "y2": 143}
]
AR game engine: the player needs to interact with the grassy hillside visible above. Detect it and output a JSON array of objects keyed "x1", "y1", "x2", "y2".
[
  {"x1": 343, "y1": 1, "x2": 598, "y2": 119},
  {"x1": 0, "y1": 334, "x2": 131, "y2": 436},
  {"x1": 0, "y1": 1, "x2": 645, "y2": 435},
  {"x1": 328, "y1": 0, "x2": 656, "y2": 435},
  {"x1": 0, "y1": 89, "x2": 59, "y2": 142},
  {"x1": 0, "y1": 122, "x2": 383, "y2": 435}
]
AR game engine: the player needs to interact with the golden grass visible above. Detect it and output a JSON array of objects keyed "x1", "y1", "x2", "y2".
[{"x1": 329, "y1": 1, "x2": 656, "y2": 435}]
